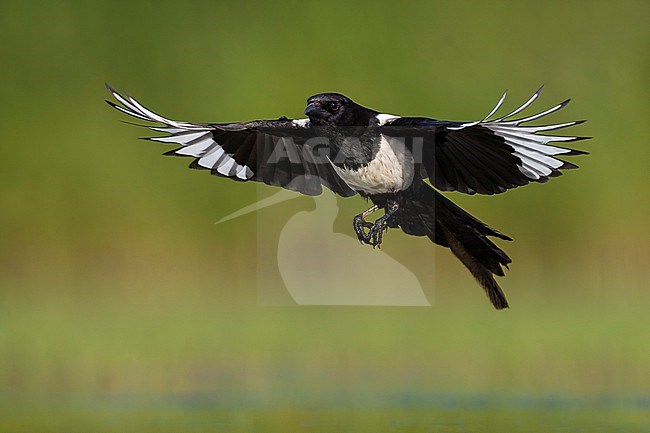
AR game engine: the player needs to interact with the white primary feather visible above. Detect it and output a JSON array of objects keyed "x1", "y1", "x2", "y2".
[
  {"x1": 107, "y1": 85, "x2": 254, "y2": 180},
  {"x1": 216, "y1": 158, "x2": 236, "y2": 176},
  {"x1": 174, "y1": 137, "x2": 216, "y2": 157},
  {"x1": 450, "y1": 87, "x2": 584, "y2": 180},
  {"x1": 491, "y1": 86, "x2": 544, "y2": 122},
  {"x1": 198, "y1": 147, "x2": 226, "y2": 168},
  {"x1": 149, "y1": 131, "x2": 209, "y2": 145}
]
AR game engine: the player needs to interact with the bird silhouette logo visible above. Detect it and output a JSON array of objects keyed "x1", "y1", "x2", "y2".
[{"x1": 216, "y1": 179, "x2": 430, "y2": 306}]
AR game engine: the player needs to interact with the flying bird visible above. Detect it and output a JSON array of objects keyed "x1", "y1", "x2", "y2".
[{"x1": 106, "y1": 84, "x2": 588, "y2": 309}]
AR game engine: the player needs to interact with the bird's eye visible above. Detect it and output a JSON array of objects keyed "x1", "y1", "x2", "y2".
[{"x1": 327, "y1": 102, "x2": 340, "y2": 112}]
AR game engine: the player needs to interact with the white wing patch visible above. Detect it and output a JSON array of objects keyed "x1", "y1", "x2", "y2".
[
  {"x1": 448, "y1": 86, "x2": 586, "y2": 180},
  {"x1": 376, "y1": 113, "x2": 400, "y2": 126},
  {"x1": 106, "y1": 84, "x2": 254, "y2": 180}
]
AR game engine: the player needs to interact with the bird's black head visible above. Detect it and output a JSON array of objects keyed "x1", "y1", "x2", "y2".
[{"x1": 304, "y1": 93, "x2": 375, "y2": 127}]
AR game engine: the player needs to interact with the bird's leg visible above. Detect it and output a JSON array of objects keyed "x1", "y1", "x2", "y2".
[
  {"x1": 353, "y1": 205, "x2": 379, "y2": 244},
  {"x1": 367, "y1": 201, "x2": 399, "y2": 248}
]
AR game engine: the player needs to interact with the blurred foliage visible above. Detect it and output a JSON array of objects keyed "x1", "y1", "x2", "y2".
[{"x1": 0, "y1": 0, "x2": 648, "y2": 431}]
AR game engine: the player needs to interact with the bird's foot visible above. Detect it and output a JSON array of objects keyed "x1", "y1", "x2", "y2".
[
  {"x1": 367, "y1": 216, "x2": 389, "y2": 248},
  {"x1": 353, "y1": 214, "x2": 375, "y2": 243},
  {"x1": 353, "y1": 201, "x2": 399, "y2": 249}
]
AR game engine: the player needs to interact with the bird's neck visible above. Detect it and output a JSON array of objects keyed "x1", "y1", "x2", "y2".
[{"x1": 319, "y1": 123, "x2": 381, "y2": 170}]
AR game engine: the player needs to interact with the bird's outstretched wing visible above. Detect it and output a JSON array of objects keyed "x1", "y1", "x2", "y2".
[
  {"x1": 380, "y1": 86, "x2": 589, "y2": 195},
  {"x1": 105, "y1": 84, "x2": 356, "y2": 197}
]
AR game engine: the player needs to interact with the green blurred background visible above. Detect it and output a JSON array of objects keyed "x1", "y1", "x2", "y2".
[{"x1": 1, "y1": 1, "x2": 648, "y2": 431}]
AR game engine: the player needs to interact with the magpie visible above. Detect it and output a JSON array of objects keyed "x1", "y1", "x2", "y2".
[{"x1": 106, "y1": 84, "x2": 588, "y2": 309}]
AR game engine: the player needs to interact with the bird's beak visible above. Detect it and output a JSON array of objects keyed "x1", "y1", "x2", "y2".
[{"x1": 304, "y1": 102, "x2": 318, "y2": 116}]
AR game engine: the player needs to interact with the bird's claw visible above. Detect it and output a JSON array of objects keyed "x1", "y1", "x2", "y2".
[
  {"x1": 354, "y1": 215, "x2": 388, "y2": 248},
  {"x1": 368, "y1": 218, "x2": 388, "y2": 248},
  {"x1": 353, "y1": 201, "x2": 398, "y2": 248},
  {"x1": 353, "y1": 214, "x2": 374, "y2": 244}
]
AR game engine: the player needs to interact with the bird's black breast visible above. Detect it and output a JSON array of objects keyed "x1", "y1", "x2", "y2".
[{"x1": 320, "y1": 123, "x2": 382, "y2": 170}]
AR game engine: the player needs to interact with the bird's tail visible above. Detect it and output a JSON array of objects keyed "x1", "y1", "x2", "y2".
[{"x1": 398, "y1": 183, "x2": 512, "y2": 309}]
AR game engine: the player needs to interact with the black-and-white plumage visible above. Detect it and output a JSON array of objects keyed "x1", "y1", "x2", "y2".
[{"x1": 106, "y1": 84, "x2": 588, "y2": 309}]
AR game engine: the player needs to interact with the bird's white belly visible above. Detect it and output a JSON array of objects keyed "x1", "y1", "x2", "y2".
[{"x1": 332, "y1": 136, "x2": 414, "y2": 194}]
